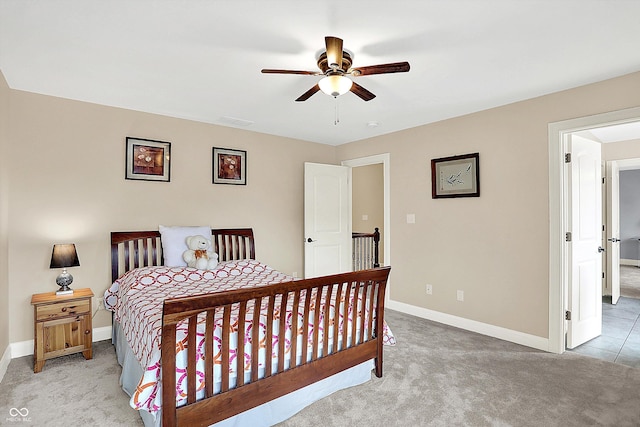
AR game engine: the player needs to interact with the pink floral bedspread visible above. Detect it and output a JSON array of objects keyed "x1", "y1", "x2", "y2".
[{"x1": 105, "y1": 260, "x2": 395, "y2": 414}]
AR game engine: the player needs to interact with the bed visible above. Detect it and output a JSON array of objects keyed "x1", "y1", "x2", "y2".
[{"x1": 106, "y1": 228, "x2": 392, "y2": 427}]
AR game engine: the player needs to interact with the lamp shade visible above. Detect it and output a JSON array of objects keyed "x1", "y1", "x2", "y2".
[
  {"x1": 318, "y1": 75, "x2": 353, "y2": 97},
  {"x1": 50, "y1": 244, "x2": 80, "y2": 269}
]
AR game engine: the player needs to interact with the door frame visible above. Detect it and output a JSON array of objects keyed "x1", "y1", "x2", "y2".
[
  {"x1": 342, "y1": 153, "x2": 391, "y2": 297},
  {"x1": 548, "y1": 106, "x2": 640, "y2": 354},
  {"x1": 605, "y1": 160, "x2": 620, "y2": 304}
]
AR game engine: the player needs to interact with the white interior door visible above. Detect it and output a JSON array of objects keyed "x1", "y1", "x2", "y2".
[
  {"x1": 566, "y1": 134, "x2": 603, "y2": 349},
  {"x1": 304, "y1": 163, "x2": 351, "y2": 278},
  {"x1": 606, "y1": 160, "x2": 621, "y2": 304}
]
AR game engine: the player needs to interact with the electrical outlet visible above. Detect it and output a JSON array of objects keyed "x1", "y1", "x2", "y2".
[
  {"x1": 426, "y1": 284, "x2": 433, "y2": 295},
  {"x1": 97, "y1": 298, "x2": 105, "y2": 310},
  {"x1": 456, "y1": 290, "x2": 464, "y2": 302}
]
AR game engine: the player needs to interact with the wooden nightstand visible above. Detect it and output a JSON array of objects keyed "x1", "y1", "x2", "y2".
[{"x1": 30, "y1": 288, "x2": 94, "y2": 373}]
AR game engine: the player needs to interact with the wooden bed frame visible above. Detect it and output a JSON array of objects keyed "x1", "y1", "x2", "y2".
[{"x1": 110, "y1": 228, "x2": 390, "y2": 427}]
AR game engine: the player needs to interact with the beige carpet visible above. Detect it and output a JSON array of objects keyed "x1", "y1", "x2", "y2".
[
  {"x1": 2, "y1": 310, "x2": 640, "y2": 426},
  {"x1": 620, "y1": 264, "x2": 640, "y2": 299},
  {"x1": 279, "y1": 309, "x2": 640, "y2": 426},
  {"x1": 0, "y1": 341, "x2": 142, "y2": 427}
]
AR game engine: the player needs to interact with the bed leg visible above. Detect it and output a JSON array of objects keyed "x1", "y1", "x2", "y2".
[{"x1": 374, "y1": 358, "x2": 383, "y2": 378}]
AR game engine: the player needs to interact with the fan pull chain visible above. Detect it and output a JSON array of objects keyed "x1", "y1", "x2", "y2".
[{"x1": 334, "y1": 97, "x2": 340, "y2": 125}]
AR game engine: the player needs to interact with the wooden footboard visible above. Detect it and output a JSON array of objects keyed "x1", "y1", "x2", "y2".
[{"x1": 161, "y1": 266, "x2": 391, "y2": 427}]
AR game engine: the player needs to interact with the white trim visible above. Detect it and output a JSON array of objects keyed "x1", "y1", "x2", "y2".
[
  {"x1": 10, "y1": 340, "x2": 32, "y2": 358},
  {"x1": 8, "y1": 325, "x2": 113, "y2": 359},
  {"x1": 387, "y1": 299, "x2": 549, "y2": 351},
  {"x1": 621, "y1": 258, "x2": 640, "y2": 267},
  {"x1": 548, "y1": 106, "x2": 640, "y2": 354},
  {"x1": 0, "y1": 344, "x2": 10, "y2": 383},
  {"x1": 93, "y1": 325, "x2": 113, "y2": 342},
  {"x1": 615, "y1": 158, "x2": 640, "y2": 170}
]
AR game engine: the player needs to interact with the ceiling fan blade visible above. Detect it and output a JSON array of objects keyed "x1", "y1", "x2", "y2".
[
  {"x1": 325, "y1": 36, "x2": 343, "y2": 70},
  {"x1": 295, "y1": 84, "x2": 320, "y2": 102},
  {"x1": 350, "y1": 62, "x2": 410, "y2": 76},
  {"x1": 350, "y1": 82, "x2": 376, "y2": 101},
  {"x1": 261, "y1": 69, "x2": 319, "y2": 75}
]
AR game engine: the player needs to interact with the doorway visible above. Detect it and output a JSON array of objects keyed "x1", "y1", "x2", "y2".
[
  {"x1": 616, "y1": 161, "x2": 640, "y2": 299},
  {"x1": 565, "y1": 137, "x2": 640, "y2": 366},
  {"x1": 352, "y1": 163, "x2": 384, "y2": 265},
  {"x1": 548, "y1": 106, "x2": 640, "y2": 354},
  {"x1": 342, "y1": 153, "x2": 391, "y2": 298}
]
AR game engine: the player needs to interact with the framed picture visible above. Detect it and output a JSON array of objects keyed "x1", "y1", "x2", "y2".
[
  {"x1": 212, "y1": 147, "x2": 247, "y2": 185},
  {"x1": 125, "y1": 137, "x2": 171, "y2": 182},
  {"x1": 431, "y1": 152, "x2": 480, "y2": 198}
]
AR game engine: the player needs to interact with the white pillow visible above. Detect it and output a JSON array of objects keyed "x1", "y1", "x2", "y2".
[{"x1": 159, "y1": 225, "x2": 211, "y2": 267}]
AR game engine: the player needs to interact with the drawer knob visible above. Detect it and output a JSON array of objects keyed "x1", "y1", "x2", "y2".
[
  {"x1": 61, "y1": 307, "x2": 67, "y2": 312},
  {"x1": 84, "y1": 330, "x2": 91, "y2": 335}
]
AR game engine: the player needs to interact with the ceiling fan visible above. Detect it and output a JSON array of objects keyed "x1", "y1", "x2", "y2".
[{"x1": 261, "y1": 36, "x2": 410, "y2": 102}]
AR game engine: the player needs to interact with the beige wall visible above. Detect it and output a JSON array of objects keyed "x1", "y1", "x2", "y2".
[
  {"x1": 6, "y1": 88, "x2": 336, "y2": 342},
  {"x1": 338, "y1": 71, "x2": 640, "y2": 339},
  {"x1": 4, "y1": 69, "x2": 640, "y2": 346},
  {"x1": 603, "y1": 138, "x2": 640, "y2": 160},
  {"x1": 0, "y1": 72, "x2": 9, "y2": 355},
  {"x1": 352, "y1": 164, "x2": 384, "y2": 264}
]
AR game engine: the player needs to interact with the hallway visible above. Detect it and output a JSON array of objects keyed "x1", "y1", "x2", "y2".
[{"x1": 569, "y1": 296, "x2": 640, "y2": 368}]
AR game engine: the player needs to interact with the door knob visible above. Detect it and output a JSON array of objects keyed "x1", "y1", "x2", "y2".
[
  {"x1": 598, "y1": 246, "x2": 605, "y2": 253},
  {"x1": 306, "y1": 238, "x2": 316, "y2": 243}
]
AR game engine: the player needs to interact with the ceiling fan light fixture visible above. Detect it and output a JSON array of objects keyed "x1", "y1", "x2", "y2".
[{"x1": 318, "y1": 75, "x2": 352, "y2": 97}]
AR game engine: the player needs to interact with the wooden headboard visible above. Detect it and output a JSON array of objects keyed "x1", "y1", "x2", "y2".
[{"x1": 110, "y1": 228, "x2": 255, "y2": 283}]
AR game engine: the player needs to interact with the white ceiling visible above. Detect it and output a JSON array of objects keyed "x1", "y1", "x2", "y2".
[
  {"x1": 1, "y1": 0, "x2": 640, "y2": 146},
  {"x1": 584, "y1": 121, "x2": 640, "y2": 144}
]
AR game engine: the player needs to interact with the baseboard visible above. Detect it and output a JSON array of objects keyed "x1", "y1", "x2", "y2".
[
  {"x1": 621, "y1": 258, "x2": 639, "y2": 267},
  {"x1": 386, "y1": 299, "x2": 549, "y2": 352},
  {"x1": 0, "y1": 344, "x2": 10, "y2": 383},
  {"x1": 93, "y1": 325, "x2": 112, "y2": 342},
  {"x1": 9, "y1": 326, "x2": 112, "y2": 359}
]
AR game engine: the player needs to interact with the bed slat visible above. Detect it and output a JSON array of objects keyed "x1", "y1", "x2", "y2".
[
  {"x1": 301, "y1": 289, "x2": 312, "y2": 364},
  {"x1": 204, "y1": 311, "x2": 215, "y2": 398},
  {"x1": 187, "y1": 316, "x2": 197, "y2": 404},
  {"x1": 221, "y1": 307, "x2": 231, "y2": 392},
  {"x1": 290, "y1": 290, "x2": 300, "y2": 367},
  {"x1": 236, "y1": 300, "x2": 247, "y2": 388},
  {"x1": 322, "y1": 285, "x2": 332, "y2": 357},
  {"x1": 250, "y1": 299, "x2": 260, "y2": 383},
  {"x1": 277, "y1": 292, "x2": 289, "y2": 372}
]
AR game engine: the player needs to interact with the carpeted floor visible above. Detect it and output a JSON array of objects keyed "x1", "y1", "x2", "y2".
[
  {"x1": 620, "y1": 264, "x2": 640, "y2": 299},
  {"x1": 0, "y1": 340, "x2": 142, "y2": 427},
  {"x1": 2, "y1": 310, "x2": 640, "y2": 427},
  {"x1": 278, "y1": 309, "x2": 640, "y2": 427}
]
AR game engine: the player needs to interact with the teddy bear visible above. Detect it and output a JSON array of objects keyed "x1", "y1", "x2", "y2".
[{"x1": 182, "y1": 235, "x2": 219, "y2": 270}]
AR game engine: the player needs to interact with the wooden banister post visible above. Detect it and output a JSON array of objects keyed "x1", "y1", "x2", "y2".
[{"x1": 373, "y1": 227, "x2": 380, "y2": 268}]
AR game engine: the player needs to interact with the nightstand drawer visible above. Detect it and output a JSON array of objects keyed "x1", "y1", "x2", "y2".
[{"x1": 35, "y1": 299, "x2": 90, "y2": 320}]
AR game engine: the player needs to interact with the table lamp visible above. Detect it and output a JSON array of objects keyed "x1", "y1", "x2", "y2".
[{"x1": 50, "y1": 244, "x2": 80, "y2": 295}]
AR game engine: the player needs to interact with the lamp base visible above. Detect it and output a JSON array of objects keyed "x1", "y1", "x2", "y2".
[{"x1": 56, "y1": 270, "x2": 73, "y2": 295}]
